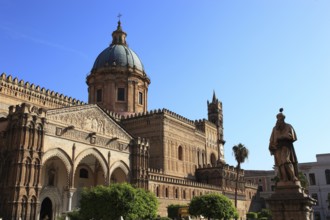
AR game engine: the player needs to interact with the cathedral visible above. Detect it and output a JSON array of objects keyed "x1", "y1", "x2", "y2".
[{"x1": 0, "y1": 21, "x2": 257, "y2": 220}]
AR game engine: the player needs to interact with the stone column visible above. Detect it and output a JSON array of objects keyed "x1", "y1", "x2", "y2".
[{"x1": 65, "y1": 189, "x2": 76, "y2": 220}]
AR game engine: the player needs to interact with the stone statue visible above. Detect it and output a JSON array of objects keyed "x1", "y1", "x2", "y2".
[{"x1": 269, "y1": 108, "x2": 299, "y2": 182}]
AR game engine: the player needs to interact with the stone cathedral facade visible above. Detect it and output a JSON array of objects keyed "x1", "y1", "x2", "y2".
[{"x1": 0, "y1": 21, "x2": 257, "y2": 220}]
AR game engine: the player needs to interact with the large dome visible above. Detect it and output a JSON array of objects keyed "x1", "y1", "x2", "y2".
[
  {"x1": 92, "y1": 44, "x2": 144, "y2": 71},
  {"x1": 92, "y1": 21, "x2": 144, "y2": 72}
]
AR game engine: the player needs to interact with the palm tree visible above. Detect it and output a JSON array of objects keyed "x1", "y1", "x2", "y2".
[{"x1": 232, "y1": 143, "x2": 249, "y2": 209}]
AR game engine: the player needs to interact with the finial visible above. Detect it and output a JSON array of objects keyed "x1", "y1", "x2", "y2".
[
  {"x1": 279, "y1": 108, "x2": 283, "y2": 113},
  {"x1": 116, "y1": 14, "x2": 123, "y2": 31}
]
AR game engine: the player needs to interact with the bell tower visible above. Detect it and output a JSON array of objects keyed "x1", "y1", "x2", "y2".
[
  {"x1": 207, "y1": 91, "x2": 225, "y2": 163},
  {"x1": 86, "y1": 20, "x2": 150, "y2": 115}
]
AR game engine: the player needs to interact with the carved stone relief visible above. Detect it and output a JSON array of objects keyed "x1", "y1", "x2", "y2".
[
  {"x1": 47, "y1": 106, "x2": 131, "y2": 142},
  {"x1": 45, "y1": 124, "x2": 130, "y2": 152}
]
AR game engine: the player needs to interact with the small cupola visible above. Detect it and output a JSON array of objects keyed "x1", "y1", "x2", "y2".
[{"x1": 111, "y1": 20, "x2": 127, "y2": 46}]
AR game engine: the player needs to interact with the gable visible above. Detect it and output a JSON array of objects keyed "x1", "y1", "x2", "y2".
[{"x1": 46, "y1": 105, "x2": 132, "y2": 142}]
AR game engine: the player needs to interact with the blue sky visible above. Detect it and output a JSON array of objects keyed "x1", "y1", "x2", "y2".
[{"x1": 1, "y1": 1, "x2": 329, "y2": 170}]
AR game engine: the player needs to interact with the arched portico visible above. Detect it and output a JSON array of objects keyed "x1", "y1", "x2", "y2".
[
  {"x1": 72, "y1": 148, "x2": 108, "y2": 209},
  {"x1": 39, "y1": 150, "x2": 71, "y2": 219},
  {"x1": 73, "y1": 148, "x2": 108, "y2": 184},
  {"x1": 109, "y1": 160, "x2": 130, "y2": 183}
]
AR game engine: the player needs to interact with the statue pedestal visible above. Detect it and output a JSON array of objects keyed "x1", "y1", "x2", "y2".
[{"x1": 266, "y1": 181, "x2": 316, "y2": 220}]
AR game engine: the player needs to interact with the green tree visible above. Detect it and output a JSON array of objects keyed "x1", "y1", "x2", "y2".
[
  {"x1": 167, "y1": 204, "x2": 187, "y2": 219},
  {"x1": 188, "y1": 193, "x2": 238, "y2": 220},
  {"x1": 77, "y1": 183, "x2": 158, "y2": 220},
  {"x1": 232, "y1": 143, "x2": 249, "y2": 208},
  {"x1": 298, "y1": 171, "x2": 309, "y2": 189}
]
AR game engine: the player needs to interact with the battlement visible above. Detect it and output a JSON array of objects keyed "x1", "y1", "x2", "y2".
[
  {"x1": 122, "y1": 108, "x2": 196, "y2": 125},
  {"x1": 148, "y1": 168, "x2": 223, "y2": 190},
  {"x1": 102, "y1": 107, "x2": 125, "y2": 122},
  {"x1": 0, "y1": 73, "x2": 85, "y2": 110}
]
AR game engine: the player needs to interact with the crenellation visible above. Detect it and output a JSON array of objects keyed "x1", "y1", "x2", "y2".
[{"x1": 0, "y1": 74, "x2": 85, "y2": 112}]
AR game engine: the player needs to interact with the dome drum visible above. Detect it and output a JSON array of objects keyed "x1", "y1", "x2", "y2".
[{"x1": 87, "y1": 21, "x2": 150, "y2": 115}]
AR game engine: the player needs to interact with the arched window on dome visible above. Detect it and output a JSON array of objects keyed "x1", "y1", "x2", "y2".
[
  {"x1": 138, "y1": 92, "x2": 143, "y2": 105},
  {"x1": 178, "y1": 146, "x2": 183, "y2": 161},
  {"x1": 117, "y1": 88, "x2": 125, "y2": 101},
  {"x1": 96, "y1": 89, "x2": 102, "y2": 102}
]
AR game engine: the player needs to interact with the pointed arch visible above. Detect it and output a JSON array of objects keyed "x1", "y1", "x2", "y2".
[
  {"x1": 74, "y1": 148, "x2": 108, "y2": 179},
  {"x1": 38, "y1": 188, "x2": 62, "y2": 220},
  {"x1": 43, "y1": 148, "x2": 72, "y2": 176},
  {"x1": 109, "y1": 160, "x2": 130, "y2": 177}
]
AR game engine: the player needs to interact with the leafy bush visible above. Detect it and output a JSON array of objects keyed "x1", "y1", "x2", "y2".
[
  {"x1": 78, "y1": 183, "x2": 158, "y2": 220},
  {"x1": 189, "y1": 193, "x2": 238, "y2": 219},
  {"x1": 66, "y1": 210, "x2": 82, "y2": 220},
  {"x1": 246, "y1": 212, "x2": 258, "y2": 219}
]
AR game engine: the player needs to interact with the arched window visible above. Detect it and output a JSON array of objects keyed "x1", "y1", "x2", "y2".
[
  {"x1": 30, "y1": 197, "x2": 37, "y2": 220},
  {"x1": 138, "y1": 92, "x2": 143, "y2": 105},
  {"x1": 202, "y1": 152, "x2": 205, "y2": 165},
  {"x1": 197, "y1": 151, "x2": 200, "y2": 166},
  {"x1": 21, "y1": 196, "x2": 27, "y2": 220},
  {"x1": 325, "y1": 169, "x2": 330, "y2": 184},
  {"x1": 165, "y1": 188, "x2": 169, "y2": 198},
  {"x1": 175, "y1": 188, "x2": 178, "y2": 198},
  {"x1": 210, "y1": 153, "x2": 216, "y2": 167},
  {"x1": 183, "y1": 190, "x2": 186, "y2": 199},
  {"x1": 178, "y1": 146, "x2": 183, "y2": 161},
  {"x1": 79, "y1": 168, "x2": 89, "y2": 179},
  {"x1": 156, "y1": 186, "x2": 159, "y2": 197}
]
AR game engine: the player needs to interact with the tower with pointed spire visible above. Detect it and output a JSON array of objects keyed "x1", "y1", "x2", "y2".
[
  {"x1": 207, "y1": 91, "x2": 225, "y2": 163},
  {"x1": 86, "y1": 20, "x2": 150, "y2": 115}
]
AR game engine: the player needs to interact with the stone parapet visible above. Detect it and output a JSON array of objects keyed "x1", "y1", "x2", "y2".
[
  {"x1": 149, "y1": 169, "x2": 223, "y2": 191},
  {"x1": 0, "y1": 73, "x2": 85, "y2": 112}
]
